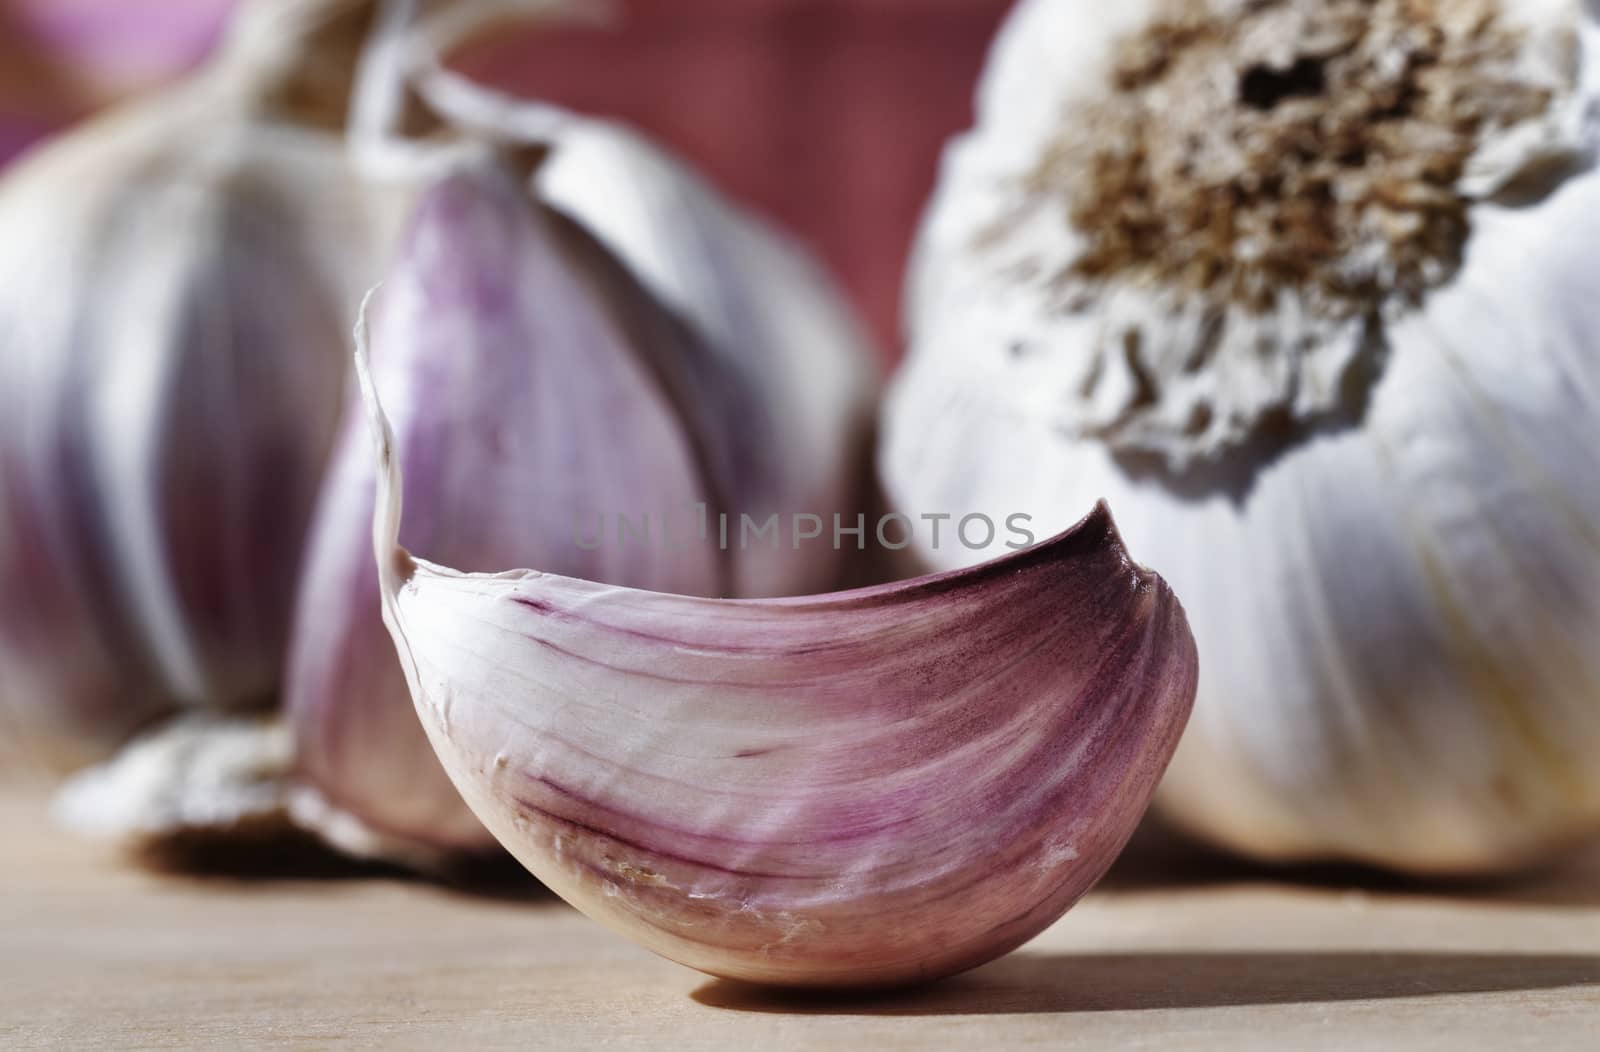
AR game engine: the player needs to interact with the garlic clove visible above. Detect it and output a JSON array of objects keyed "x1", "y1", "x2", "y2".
[
  {"x1": 884, "y1": 0, "x2": 1600, "y2": 874},
  {"x1": 361, "y1": 1, "x2": 884, "y2": 599},
  {"x1": 285, "y1": 4, "x2": 880, "y2": 865},
  {"x1": 285, "y1": 157, "x2": 735, "y2": 859},
  {"x1": 355, "y1": 306, "x2": 1198, "y2": 986},
  {"x1": 535, "y1": 121, "x2": 884, "y2": 599}
]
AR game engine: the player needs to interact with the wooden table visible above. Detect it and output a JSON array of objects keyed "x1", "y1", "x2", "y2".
[{"x1": 2, "y1": 788, "x2": 1596, "y2": 1050}]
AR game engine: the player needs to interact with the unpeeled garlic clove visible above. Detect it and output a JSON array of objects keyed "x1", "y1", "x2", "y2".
[
  {"x1": 354, "y1": 303, "x2": 1197, "y2": 985},
  {"x1": 532, "y1": 121, "x2": 884, "y2": 599},
  {"x1": 285, "y1": 8, "x2": 879, "y2": 863},
  {"x1": 285, "y1": 157, "x2": 740, "y2": 859}
]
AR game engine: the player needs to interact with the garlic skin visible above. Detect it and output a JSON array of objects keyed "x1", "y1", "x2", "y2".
[
  {"x1": 285, "y1": 142, "x2": 879, "y2": 860},
  {"x1": 0, "y1": 0, "x2": 399, "y2": 772},
  {"x1": 883, "y1": 0, "x2": 1600, "y2": 874},
  {"x1": 52, "y1": 713, "x2": 295, "y2": 843},
  {"x1": 355, "y1": 312, "x2": 1197, "y2": 985}
]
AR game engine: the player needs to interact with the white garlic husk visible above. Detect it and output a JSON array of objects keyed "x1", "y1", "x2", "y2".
[
  {"x1": 283, "y1": 12, "x2": 881, "y2": 865},
  {"x1": 883, "y1": 0, "x2": 1600, "y2": 875},
  {"x1": 0, "y1": 0, "x2": 403, "y2": 779}
]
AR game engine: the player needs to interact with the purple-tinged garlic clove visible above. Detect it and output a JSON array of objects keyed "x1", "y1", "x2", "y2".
[
  {"x1": 355, "y1": 311, "x2": 1198, "y2": 986},
  {"x1": 286, "y1": 158, "x2": 774, "y2": 860}
]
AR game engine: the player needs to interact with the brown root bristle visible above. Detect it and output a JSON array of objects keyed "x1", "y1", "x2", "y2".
[{"x1": 1035, "y1": 0, "x2": 1555, "y2": 319}]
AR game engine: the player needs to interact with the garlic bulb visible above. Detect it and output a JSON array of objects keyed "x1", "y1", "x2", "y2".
[
  {"x1": 0, "y1": 0, "x2": 400, "y2": 773},
  {"x1": 355, "y1": 305, "x2": 1198, "y2": 985},
  {"x1": 286, "y1": 117, "x2": 879, "y2": 854},
  {"x1": 883, "y1": 0, "x2": 1600, "y2": 874}
]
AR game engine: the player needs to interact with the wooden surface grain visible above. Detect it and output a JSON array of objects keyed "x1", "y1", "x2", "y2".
[{"x1": 2, "y1": 789, "x2": 1597, "y2": 1050}]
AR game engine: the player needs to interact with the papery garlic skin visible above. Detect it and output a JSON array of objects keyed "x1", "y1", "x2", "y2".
[
  {"x1": 53, "y1": 713, "x2": 295, "y2": 842},
  {"x1": 883, "y1": 0, "x2": 1600, "y2": 874},
  {"x1": 0, "y1": 0, "x2": 399, "y2": 772},
  {"x1": 356, "y1": 311, "x2": 1197, "y2": 983}
]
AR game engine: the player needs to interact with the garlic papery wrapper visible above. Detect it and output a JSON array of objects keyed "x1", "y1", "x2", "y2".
[
  {"x1": 355, "y1": 306, "x2": 1198, "y2": 986},
  {"x1": 52, "y1": 713, "x2": 295, "y2": 843},
  {"x1": 286, "y1": 131, "x2": 879, "y2": 857},
  {"x1": 883, "y1": 0, "x2": 1600, "y2": 874},
  {"x1": 0, "y1": 0, "x2": 400, "y2": 774}
]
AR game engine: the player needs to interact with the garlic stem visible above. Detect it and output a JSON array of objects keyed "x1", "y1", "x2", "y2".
[
  {"x1": 215, "y1": 0, "x2": 385, "y2": 128},
  {"x1": 349, "y1": 0, "x2": 593, "y2": 181}
]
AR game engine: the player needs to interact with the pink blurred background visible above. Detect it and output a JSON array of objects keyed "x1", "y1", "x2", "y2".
[{"x1": 0, "y1": 0, "x2": 1015, "y2": 359}]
